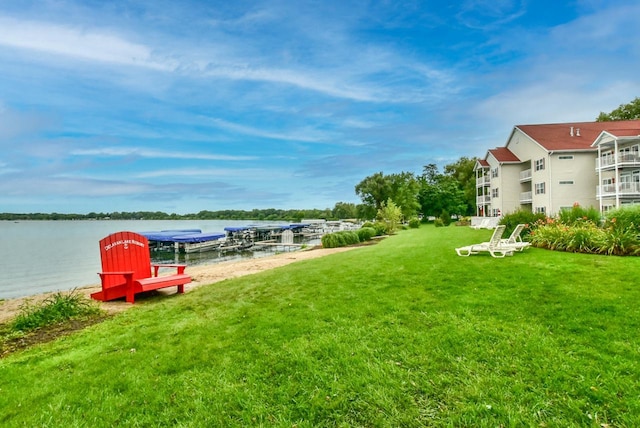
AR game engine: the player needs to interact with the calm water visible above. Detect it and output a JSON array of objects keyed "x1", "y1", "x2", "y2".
[{"x1": 0, "y1": 220, "x2": 290, "y2": 300}]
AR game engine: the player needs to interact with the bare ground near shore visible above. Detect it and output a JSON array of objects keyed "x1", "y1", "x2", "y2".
[{"x1": 0, "y1": 246, "x2": 360, "y2": 324}]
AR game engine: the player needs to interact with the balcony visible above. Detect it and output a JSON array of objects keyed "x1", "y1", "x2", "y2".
[
  {"x1": 476, "y1": 175, "x2": 491, "y2": 187},
  {"x1": 519, "y1": 169, "x2": 532, "y2": 182},
  {"x1": 520, "y1": 191, "x2": 532, "y2": 203},
  {"x1": 596, "y1": 154, "x2": 640, "y2": 170},
  {"x1": 596, "y1": 182, "x2": 640, "y2": 198},
  {"x1": 476, "y1": 194, "x2": 491, "y2": 204}
]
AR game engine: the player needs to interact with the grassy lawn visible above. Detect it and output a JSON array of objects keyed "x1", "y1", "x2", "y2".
[{"x1": 1, "y1": 225, "x2": 639, "y2": 426}]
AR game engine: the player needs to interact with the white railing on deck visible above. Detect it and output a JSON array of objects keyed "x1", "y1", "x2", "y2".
[
  {"x1": 520, "y1": 191, "x2": 532, "y2": 203},
  {"x1": 597, "y1": 182, "x2": 640, "y2": 197},
  {"x1": 519, "y1": 169, "x2": 532, "y2": 181}
]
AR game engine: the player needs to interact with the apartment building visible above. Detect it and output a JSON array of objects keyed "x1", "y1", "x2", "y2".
[{"x1": 475, "y1": 120, "x2": 640, "y2": 217}]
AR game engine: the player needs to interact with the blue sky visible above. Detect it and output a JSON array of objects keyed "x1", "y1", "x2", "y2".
[{"x1": 1, "y1": 0, "x2": 638, "y2": 214}]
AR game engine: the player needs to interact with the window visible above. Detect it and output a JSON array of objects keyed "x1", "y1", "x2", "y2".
[
  {"x1": 492, "y1": 188, "x2": 499, "y2": 198},
  {"x1": 491, "y1": 167, "x2": 499, "y2": 178},
  {"x1": 535, "y1": 158, "x2": 545, "y2": 171},
  {"x1": 535, "y1": 182, "x2": 546, "y2": 194},
  {"x1": 559, "y1": 180, "x2": 574, "y2": 185},
  {"x1": 558, "y1": 155, "x2": 574, "y2": 160},
  {"x1": 535, "y1": 206, "x2": 546, "y2": 214}
]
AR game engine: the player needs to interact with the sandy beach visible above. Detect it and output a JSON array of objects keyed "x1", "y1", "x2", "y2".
[{"x1": 0, "y1": 246, "x2": 359, "y2": 324}]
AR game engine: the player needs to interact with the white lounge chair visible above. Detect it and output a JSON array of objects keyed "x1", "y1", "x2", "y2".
[
  {"x1": 470, "y1": 218, "x2": 491, "y2": 229},
  {"x1": 455, "y1": 225, "x2": 515, "y2": 258},
  {"x1": 500, "y1": 224, "x2": 531, "y2": 252}
]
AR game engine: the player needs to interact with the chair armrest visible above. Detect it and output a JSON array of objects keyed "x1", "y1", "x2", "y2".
[
  {"x1": 151, "y1": 264, "x2": 187, "y2": 276},
  {"x1": 99, "y1": 271, "x2": 135, "y2": 277}
]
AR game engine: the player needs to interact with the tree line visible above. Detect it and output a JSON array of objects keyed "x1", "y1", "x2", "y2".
[
  {"x1": 353, "y1": 157, "x2": 477, "y2": 221},
  {"x1": 0, "y1": 208, "x2": 342, "y2": 222}
]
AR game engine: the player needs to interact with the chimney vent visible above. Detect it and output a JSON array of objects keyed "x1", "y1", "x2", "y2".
[
  {"x1": 570, "y1": 126, "x2": 574, "y2": 137},
  {"x1": 576, "y1": 128, "x2": 581, "y2": 137}
]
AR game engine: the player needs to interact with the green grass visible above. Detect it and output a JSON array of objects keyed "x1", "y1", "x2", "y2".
[
  {"x1": 10, "y1": 290, "x2": 102, "y2": 332},
  {"x1": 1, "y1": 226, "x2": 639, "y2": 426}
]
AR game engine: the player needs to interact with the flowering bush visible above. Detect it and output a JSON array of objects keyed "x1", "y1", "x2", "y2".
[
  {"x1": 558, "y1": 203, "x2": 601, "y2": 226},
  {"x1": 529, "y1": 204, "x2": 640, "y2": 256}
]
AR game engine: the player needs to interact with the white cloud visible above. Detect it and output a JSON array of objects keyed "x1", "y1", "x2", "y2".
[
  {"x1": 210, "y1": 118, "x2": 334, "y2": 143},
  {"x1": 70, "y1": 147, "x2": 257, "y2": 161},
  {"x1": 0, "y1": 16, "x2": 175, "y2": 70},
  {"x1": 135, "y1": 167, "x2": 291, "y2": 179}
]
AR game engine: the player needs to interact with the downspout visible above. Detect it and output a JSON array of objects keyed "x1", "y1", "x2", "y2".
[
  {"x1": 596, "y1": 144, "x2": 602, "y2": 212},
  {"x1": 548, "y1": 151, "x2": 553, "y2": 215},
  {"x1": 614, "y1": 138, "x2": 620, "y2": 208}
]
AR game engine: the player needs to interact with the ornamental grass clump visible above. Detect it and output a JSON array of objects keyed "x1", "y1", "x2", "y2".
[
  {"x1": 11, "y1": 290, "x2": 102, "y2": 333},
  {"x1": 321, "y1": 230, "x2": 360, "y2": 248}
]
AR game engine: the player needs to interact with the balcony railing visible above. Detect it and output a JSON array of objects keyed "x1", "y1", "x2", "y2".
[
  {"x1": 520, "y1": 191, "x2": 532, "y2": 203},
  {"x1": 596, "y1": 182, "x2": 640, "y2": 198},
  {"x1": 476, "y1": 194, "x2": 491, "y2": 204},
  {"x1": 476, "y1": 175, "x2": 491, "y2": 186},
  {"x1": 596, "y1": 154, "x2": 640, "y2": 170},
  {"x1": 519, "y1": 169, "x2": 532, "y2": 182}
]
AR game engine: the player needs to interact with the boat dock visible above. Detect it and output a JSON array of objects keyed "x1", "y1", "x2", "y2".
[{"x1": 141, "y1": 221, "x2": 360, "y2": 255}]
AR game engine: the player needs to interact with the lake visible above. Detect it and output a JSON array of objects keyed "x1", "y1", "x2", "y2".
[{"x1": 0, "y1": 220, "x2": 300, "y2": 300}]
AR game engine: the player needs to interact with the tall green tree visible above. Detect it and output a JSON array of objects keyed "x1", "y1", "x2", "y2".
[
  {"x1": 418, "y1": 164, "x2": 467, "y2": 218},
  {"x1": 355, "y1": 171, "x2": 420, "y2": 220},
  {"x1": 387, "y1": 172, "x2": 421, "y2": 220},
  {"x1": 355, "y1": 172, "x2": 391, "y2": 212},
  {"x1": 597, "y1": 97, "x2": 640, "y2": 121},
  {"x1": 332, "y1": 202, "x2": 357, "y2": 219},
  {"x1": 443, "y1": 157, "x2": 477, "y2": 215}
]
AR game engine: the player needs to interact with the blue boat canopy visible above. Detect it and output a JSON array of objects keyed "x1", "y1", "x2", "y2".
[
  {"x1": 140, "y1": 229, "x2": 202, "y2": 242},
  {"x1": 224, "y1": 226, "x2": 254, "y2": 232},
  {"x1": 170, "y1": 232, "x2": 226, "y2": 243}
]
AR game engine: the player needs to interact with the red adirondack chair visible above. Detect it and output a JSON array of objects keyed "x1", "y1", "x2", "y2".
[{"x1": 90, "y1": 231, "x2": 191, "y2": 303}]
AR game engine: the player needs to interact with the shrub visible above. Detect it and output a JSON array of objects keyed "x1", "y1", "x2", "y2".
[
  {"x1": 408, "y1": 218, "x2": 421, "y2": 229},
  {"x1": 376, "y1": 199, "x2": 402, "y2": 234},
  {"x1": 597, "y1": 224, "x2": 640, "y2": 256},
  {"x1": 361, "y1": 221, "x2": 375, "y2": 229},
  {"x1": 605, "y1": 205, "x2": 640, "y2": 232},
  {"x1": 357, "y1": 227, "x2": 376, "y2": 241},
  {"x1": 372, "y1": 221, "x2": 388, "y2": 236},
  {"x1": 321, "y1": 231, "x2": 361, "y2": 248},
  {"x1": 11, "y1": 290, "x2": 102, "y2": 333},
  {"x1": 439, "y1": 210, "x2": 451, "y2": 226},
  {"x1": 558, "y1": 203, "x2": 601, "y2": 226},
  {"x1": 434, "y1": 218, "x2": 445, "y2": 227},
  {"x1": 500, "y1": 209, "x2": 546, "y2": 239}
]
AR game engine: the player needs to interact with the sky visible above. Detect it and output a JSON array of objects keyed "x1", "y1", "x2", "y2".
[{"x1": 1, "y1": 0, "x2": 639, "y2": 214}]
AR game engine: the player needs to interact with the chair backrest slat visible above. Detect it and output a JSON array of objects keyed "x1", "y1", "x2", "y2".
[
  {"x1": 99, "y1": 231, "x2": 152, "y2": 287},
  {"x1": 489, "y1": 225, "x2": 506, "y2": 247}
]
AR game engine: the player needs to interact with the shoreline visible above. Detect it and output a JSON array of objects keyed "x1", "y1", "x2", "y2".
[{"x1": 0, "y1": 246, "x2": 360, "y2": 324}]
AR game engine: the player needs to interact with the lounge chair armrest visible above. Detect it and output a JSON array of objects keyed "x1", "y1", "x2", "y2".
[{"x1": 151, "y1": 264, "x2": 187, "y2": 276}]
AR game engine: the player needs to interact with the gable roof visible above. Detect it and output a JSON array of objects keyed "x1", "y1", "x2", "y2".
[
  {"x1": 514, "y1": 120, "x2": 640, "y2": 152},
  {"x1": 475, "y1": 159, "x2": 490, "y2": 169},
  {"x1": 487, "y1": 147, "x2": 520, "y2": 163}
]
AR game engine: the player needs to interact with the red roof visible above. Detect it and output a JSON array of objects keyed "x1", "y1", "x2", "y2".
[
  {"x1": 476, "y1": 159, "x2": 489, "y2": 168},
  {"x1": 515, "y1": 120, "x2": 640, "y2": 152},
  {"x1": 488, "y1": 147, "x2": 520, "y2": 163}
]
